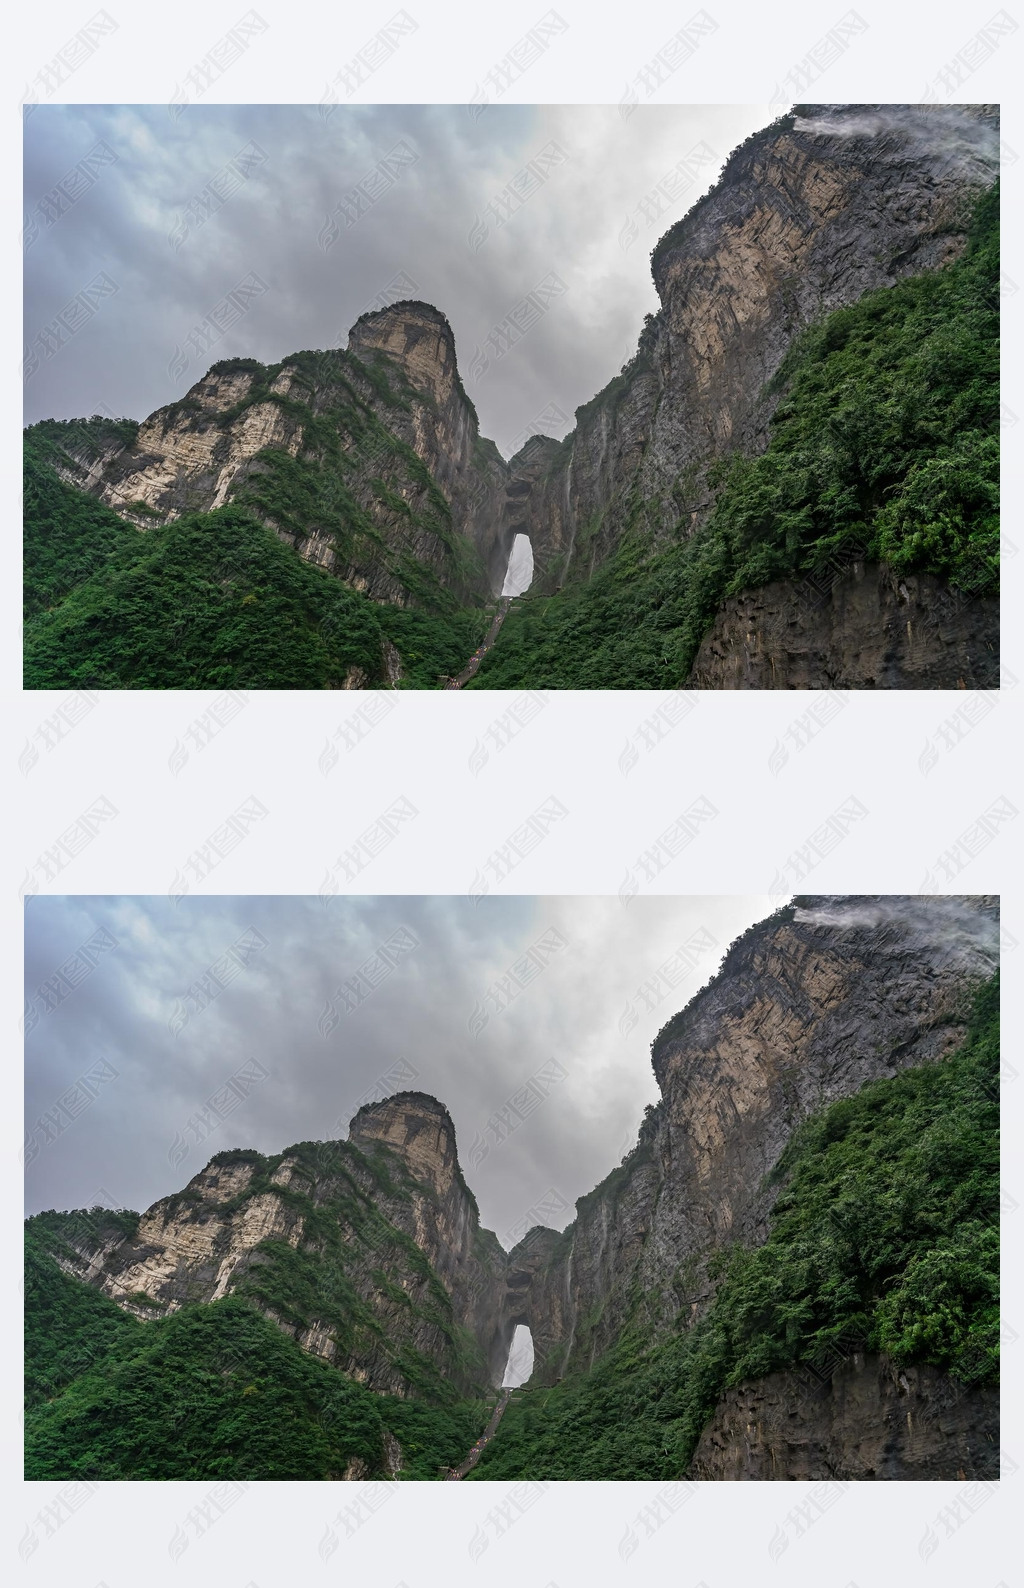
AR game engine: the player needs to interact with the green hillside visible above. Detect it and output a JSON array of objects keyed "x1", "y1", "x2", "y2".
[{"x1": 25, "y1": 1268, "x2": 486, "y2": 1480}]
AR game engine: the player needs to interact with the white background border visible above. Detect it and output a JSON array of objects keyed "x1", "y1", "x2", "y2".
[{"x1": 5, "y1": 1, "x2": 1021, "y2": 1583}]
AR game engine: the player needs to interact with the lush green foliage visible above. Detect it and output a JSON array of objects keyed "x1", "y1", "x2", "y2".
[
  {"x1": 23, "y1": 344, "x2": 487, "y2": 689},
  {"x1": 24, "y1": 504, "x2": 385, "y2": 689},
  {"x1": 25, "y1": 1227, "x2": 142, "y2": 1410},
  {"x1": 24, "y1": 452, "x2": 138, "y2": 619},
  {"x1": 471, "y1": 976, "x2": 999, "y2": 1479},
  {"x1": 26, "y1": 414, "x2": 141, "y2": 460},
  {"x1": 472, "y1": 184, "x2": 999, "y2": 689},
  {"x1": 24, "y1": 1135, "x2": 494, "y2": 1479},
  {"x1": 24, "y1": 1264, "x2": 487, "y2": 1480},
  {"x1": 23, "y1": 498, "x2": 485, "y2": 690},
  {"x1": 23, "y1": 187, "x2": 997, "y2": 689},
  {"x1": 24, "y1": 981, "x2": 997, "y2": 1480}
]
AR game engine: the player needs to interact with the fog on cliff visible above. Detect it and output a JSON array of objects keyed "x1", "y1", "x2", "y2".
[
  {"x1": 792, "y1": 896, "x2": 1000, "y2": 969},
  {"x1": 25, "y1": 894, "x2": 779, "y2": 1242},
  {"x1": 23, "y1": 102, "x2": 775, "y2": 456}
]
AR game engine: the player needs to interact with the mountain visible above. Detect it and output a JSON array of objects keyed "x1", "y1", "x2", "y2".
[
  {"x1": 508, "y1": 894, "x2": 999, "y2": 1382},
  {"x1": 31, "y1": 1093, "x2": 507, "y2": 1399},
  {"x1": 24, "y1": 105, "x2": 999, "y2": 689},
  {"x1": 26, "y1": 896, "x2": 1000, "y2": 1480}
]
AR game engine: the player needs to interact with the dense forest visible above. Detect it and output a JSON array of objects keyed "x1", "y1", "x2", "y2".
[
  {"x1": 22, "y1": 438, "x2": 487, "y2": 691},
  {"x1": 24, "y1": 1240, "x2": 489, "y2": 1480}
]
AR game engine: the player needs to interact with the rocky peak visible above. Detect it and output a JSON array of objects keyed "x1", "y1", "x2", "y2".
[
  {"x1": 32, "y1": 894, "x2": 998, "y2": 1440},
  {"x1": 348, "y1": 1091, "x2": 463, "y2": 1202},
  {"x1": 41, "y1": 106, "x2": 999, "y2": 651},
  {"x1": 181, "y1": 365, "x2": 261, "y2": 412},
  {"x1": 508, "y1": 435, "x2": 563, "y2": 471},
  {"x1": 649, "y1": 102, "x2": 999, "y2": 297},
  {"x1": 346, "y1": 300, "x2": 463, "y2": 410},
  {"x1": 649, "y1": 893, "x2": 997, "y2": 1094}
]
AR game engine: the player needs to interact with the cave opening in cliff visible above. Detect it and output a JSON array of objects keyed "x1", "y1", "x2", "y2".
[
  {"x1": 501, "y1": 1323, "x2": 535, "y2": 1388},
  {"x1": 500, "y1": 533, "x2": 534, "y2": 597}
]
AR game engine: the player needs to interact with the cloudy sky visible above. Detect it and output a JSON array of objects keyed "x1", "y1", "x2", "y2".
[
  {"x1": 25, "y1": 893, "x2": 776, "y2": 1244},
  {"x1": 23, "y1": 103, "x2": 773, "y2": 456}
]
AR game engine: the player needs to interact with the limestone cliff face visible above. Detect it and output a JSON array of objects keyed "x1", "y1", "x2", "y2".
[
  {"x1": 345, "y1": 303, "x2": 510, "y2": 587},
  {"x1": 689, "y1": 1351, "x2": 999, "y2": 1480},
  {"x1": 347, "y1": 1093, "x2": 511, "y2": 1384},
  {"x1": 507, "y1": 896, "x2": 999, "y2": 1384},
  {"x1": 687, "y1": 563, "x2": 1000, "y2": 689},
  {"x1": 52, "y1": 364, "x2": 300, "y2": 531},
  {"x1": 54, "y1": 1093, "x2": 508, "y2": 1398},
  {"x1": 65, "y1": 307, "x2": 507, "y2": 607},
  {"x1": 518, "y1": 104, "x2": 999, "y2": 590},
  {"x1": 72, "y1": 366, "x2": 303, "y2": 522}
]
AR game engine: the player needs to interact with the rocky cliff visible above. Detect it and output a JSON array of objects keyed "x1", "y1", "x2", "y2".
[
  {"x1": 50, "y1": 309, "x2": 508, "y2": 608},
  {"x1": 35, "y1": 896, "x2": 999, "y2": 1475},
  {"x1": 39, "y1": 104, "x2": 997, "y2": 665},
  {"x1": 688, "y1": 563, "x2": 1000, "y2": 689},
  {"x1": 47, "y1": 1093, "x2": 508, "y2": 1398},
  {"x1": 346, "y1": 303, "x2": 511, "y2": 591},
  {"x1": 516, "y1": 103, "x2": 999, "y2": 591},
  {"x1": 689, "y1": 1350, "x2": 999, "y2": 1480},
  {"x1": 506, "y1": 895, "x2": 999, "y2": 1383}
]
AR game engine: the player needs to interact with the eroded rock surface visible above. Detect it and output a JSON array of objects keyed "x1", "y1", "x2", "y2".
[
  {"x1": 54, "y1": 1093, "x2": 508, "y2": 1398},
  {"x1": 49, "y1": 896, "x2": 1000, "y2": 1476},
  {"x1": 690, "y1": 1351, "x2": 999, "y2": 1480},
  {"x1": 688, "y1": 563, "x2": 1000, "y2": 688},
  {"x1": 519, "y1": 105, "x2": 999, "y2": 593}
]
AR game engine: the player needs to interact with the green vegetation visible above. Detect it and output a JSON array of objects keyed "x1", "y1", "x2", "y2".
[
  {"x1": 24, "y1": 451, "x2": 139, "y2": 619},
  {"x1": 471, "y1": 974, "x2": 999, "y2": 1479},
  {"x1": 25, "y1": 413, "x2": 141, "y2": 463},
  {"x1": 23, "y1": 976, "x2": 998, "y2": 1480},
  {"x1": 23, "y1": 343, "x2": 487, "y2": 689},
  {"x1": 24, "y1": 504, "x2": 385, "y2": 689},
  {"x1": 23, "y1": 182, "x2": 997, "y2": 689},
  {"x1": 471, "y1": 183, "x2": 999, "y2": 689},
  {"x1": 24, "y1": 1135, "x2": 494, "y2": 1479},
  {"x1": 23, "y1": 499, "x2": 486, "y2": 689},
  {"x1": 25, "y1": 1268, "x2": 486, "y2": 1480},
  {"x1": 25, "y1": 1226, "x2": 141, "y2": 1411}
]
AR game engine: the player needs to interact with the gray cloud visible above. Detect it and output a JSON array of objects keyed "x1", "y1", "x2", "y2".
[
  {"x1": 24, "y1": 894, "x2": 775, "y2": 1244},
  {"x1": 23, "y1": 103, "x2": 774, "y2": 457}
]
